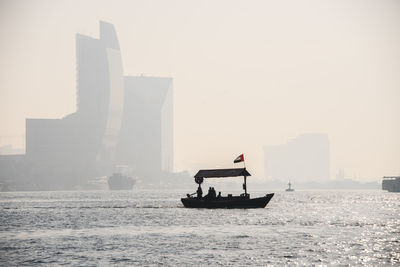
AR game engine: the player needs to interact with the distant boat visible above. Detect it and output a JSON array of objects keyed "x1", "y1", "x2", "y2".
[
  {"x1": 382, "y1": 176, "x2": 400, "y2": 192},
  {"x1": 181, "y1": 167, "x2": 274, "y2": 209},
  {"x1": 108, "y1": 173, "x2": 136, "y2": 190},
  {"x1": 285, "y1": 181, "x2": 295, "y2": 192}
]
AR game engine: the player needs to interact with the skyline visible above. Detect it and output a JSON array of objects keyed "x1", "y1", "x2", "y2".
[
  {"x1": 0, "y1": 21, "x2": 176, "y2": 190},
  {"x1": 264, "y1": 133, "x2": 330, "y2": 182},
  {"x1": 1, "y1": 0, "x2": 399, "y2": 181}
]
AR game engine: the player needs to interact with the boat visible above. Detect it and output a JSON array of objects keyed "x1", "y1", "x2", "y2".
[
  {"x1": 181, "y1": 168, "x2": 274, "y2": 209},
  {"x1": 285, "y1": 181, "x2": 295, "y2": 192},
  {"x1": 382, "y1": 176, "x2": 400, "y2": 192},
  {"x1": 108, "y1": 173, "x2": 136, "y2": 190}
]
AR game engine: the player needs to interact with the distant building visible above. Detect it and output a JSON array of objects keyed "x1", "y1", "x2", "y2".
[
  {"x1": 0, "y1": 145, "x2": 24, "y2": 155},
  {"x1": 117, "y1": 76, "x2": 173, "y2": 178},
  {"x1": 0, "y1": 21, "x2": 174, "y2": 190},
  {"x1": 264, "y1": 134, "x2": 330, "y2": 182}
]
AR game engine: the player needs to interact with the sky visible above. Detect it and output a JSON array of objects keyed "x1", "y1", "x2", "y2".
[{"x1": 0, "y1": 0, "x2": 399, "y2": 181}]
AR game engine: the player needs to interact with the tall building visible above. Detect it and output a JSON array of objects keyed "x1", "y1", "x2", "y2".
[
  {"x1": 23, "y1": 21, "x2": 125, "y2": 187},
  {"x1": 117, "y1": 76, "x2": 173, "y2": 177},
  {"x1": 0, "y1": 21, "x2": 174, "y2": 190},
  {"x1": 264, "y1": 134, "x2": 330, "y2": 182}
]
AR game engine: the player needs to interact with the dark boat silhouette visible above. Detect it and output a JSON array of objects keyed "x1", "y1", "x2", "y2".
[
  {"x1": 382, "y1": 176, "x2": 400, "y2": 192},
  {"x1": 285, "y1": 181, "x2": 295, "y2": 192},
  {"x1": 181, "y1": 168, "x2": 274, "y2": 209},
  {"x1": 108, "y1": 173, "x2": 135, "y2": 190}
]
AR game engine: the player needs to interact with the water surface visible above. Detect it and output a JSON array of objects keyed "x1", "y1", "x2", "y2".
[{"x1": 0, "y1": 190, "x2": 399, "y2": 265}]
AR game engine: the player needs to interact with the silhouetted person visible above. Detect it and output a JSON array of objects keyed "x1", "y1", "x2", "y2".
[
  {"x1": 205, "y1": 187, "x2": 211, "y2": 199},
  {"x1": 218, "y1": 191, "x2": 221, "y2": 198},
  {"x1": 197, "y1": 185, "x2": 203, "y2": 198}
]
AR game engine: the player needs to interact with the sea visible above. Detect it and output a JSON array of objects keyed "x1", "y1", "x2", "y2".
[{"x1": 0, "y1": 190, "x2": 399, "y2": 266}]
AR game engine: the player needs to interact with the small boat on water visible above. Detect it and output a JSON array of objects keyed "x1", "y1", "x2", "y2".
[
  {"x1": 181, "y1": 168, "x2": 274, "y2": 209},
  {"x1": 382, "y1": 176, "x2": 400, "y2": 192},
  {"x1": 286, "y1": 181, "x2": 295, "y2": 192},
  {"x1": 108, "y1": 173, "x2": 136, "y2": 190}
]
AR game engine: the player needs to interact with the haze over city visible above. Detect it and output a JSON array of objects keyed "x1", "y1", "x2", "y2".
[
  {"x1": 1, "y1": 2, "x2": 400, "y2": 266},
  {"x1": 1, "y1": 0, "x2": 399, "y2": 181}
]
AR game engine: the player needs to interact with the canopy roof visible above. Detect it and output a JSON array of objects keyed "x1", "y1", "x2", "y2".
[{"x1": 194, "y1": 168, "x2": 251, "y2": 178}]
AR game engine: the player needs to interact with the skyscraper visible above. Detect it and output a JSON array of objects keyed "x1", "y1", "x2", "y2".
[
  {"x1": 0, "y1": 21, "x2": 174, "y2": 190},
  {"x1": 264, "y1": 134, "x2": 330, "y2": 182},
  {"x1": 117, "y1": 76, "x2": 173, "y2": 177}
]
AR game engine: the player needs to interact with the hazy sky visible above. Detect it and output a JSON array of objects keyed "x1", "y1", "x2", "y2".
[{"x1": 0, "y1": 0, "x2": 399, "y2": 180}]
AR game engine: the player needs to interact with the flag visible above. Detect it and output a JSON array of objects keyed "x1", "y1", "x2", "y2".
[{"x1": 234, "y1": 154, "x2": 244, "y2": 163}]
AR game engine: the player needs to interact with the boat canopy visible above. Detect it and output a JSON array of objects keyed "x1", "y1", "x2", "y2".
[{"x1": 194, "y1": 168, "x2": 251, "y2": 178}]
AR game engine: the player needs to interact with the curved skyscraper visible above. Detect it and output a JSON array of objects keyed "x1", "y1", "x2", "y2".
[
  {"x1": 98, "y1": 22, "x2": 125, "y2": 162},
  {"x1": 75, "y1": 21, "x2": 125, "y2": 164},
  {"x1": 0, "y1": 21, "x2": 175, "y2": 190}
]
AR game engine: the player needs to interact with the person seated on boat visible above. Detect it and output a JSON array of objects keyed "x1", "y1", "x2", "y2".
[
  {"x1": 196, "y1": 185, "x2": 203, "y2": 199},
  {"x1": 205, "y1": 187, "x2": 216, "y2": 199},
  {"x1": 204, "y1": 187, "x2": 211, "y2": 199},
  {"x1": 217, "y1": 191, "x2": 221, "y2": 198},
  {"x1": 211, "y1": 187, "x2": 216, "y2": 198},
  {"x1": 187, "y1": 192, "x2": 196, "y2": 198}
]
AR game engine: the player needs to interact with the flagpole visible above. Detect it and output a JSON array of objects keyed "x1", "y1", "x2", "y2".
[{"x1": 243, "y1": 154, "x2": 247, "y2": 196}]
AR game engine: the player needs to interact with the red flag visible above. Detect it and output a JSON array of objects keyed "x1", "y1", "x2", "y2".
[{"x1": 234, "y1": 154, "x2": 244, "y2": 163}]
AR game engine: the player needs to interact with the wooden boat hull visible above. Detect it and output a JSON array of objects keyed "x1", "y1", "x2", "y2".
[{"x1": 181, "y1": 193, "x2": 274, "y2": 209}]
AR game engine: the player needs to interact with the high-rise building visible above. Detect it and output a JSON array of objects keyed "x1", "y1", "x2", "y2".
[
  {"x1": 264, "y1": 134, "x2": 330, "y2": 182},
  {"x1": 0, "y1": 21, "x2": 175, "y2": 190},
  {"x1": 117, "y1": 76, "x2": 173, "y2": 177}
]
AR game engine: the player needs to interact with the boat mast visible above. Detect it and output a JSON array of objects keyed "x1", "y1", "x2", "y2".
[
  {"x1": 244, "y1": 175, "x2": 247, "y2": 195},
  {"x1": 243, "y1": 156, "x2": 247, "y2": 195}
]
